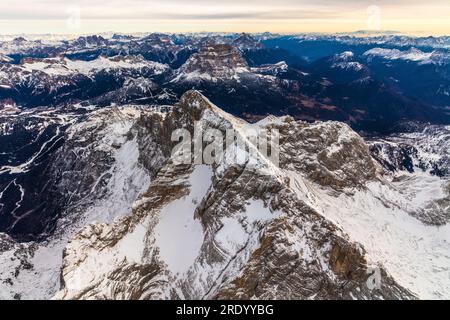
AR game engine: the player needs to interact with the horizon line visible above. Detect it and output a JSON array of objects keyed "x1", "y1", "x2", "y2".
[{"x1": 0, "y1": 30, "x2": 448, "y2": 38}]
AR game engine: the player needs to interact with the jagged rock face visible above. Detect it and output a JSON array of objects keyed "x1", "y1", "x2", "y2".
[
  {"x1": 277, "y1": 119, "x2": 381, "y2": 190},
  {"x1": 173, "y1": 44, "x2": 250, "y2": 82},
  {"x1": 215, "y1": 224, "x2": 409, "y2": 300},
  {"x1": 53, "y1": 91, "x2": 425, "y2": 300},
  {"x1": 126, "y1": 34, "x2": 195, "y2": 68}
]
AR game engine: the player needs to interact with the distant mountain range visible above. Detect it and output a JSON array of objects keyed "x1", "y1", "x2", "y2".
[{"x1": 1, "y1": 32, "x2": 449, "y2": 133}]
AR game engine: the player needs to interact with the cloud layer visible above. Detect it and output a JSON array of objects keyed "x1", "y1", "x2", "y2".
[{"x1": 0, "y1": 0, "x2": 448, "y2": 35}]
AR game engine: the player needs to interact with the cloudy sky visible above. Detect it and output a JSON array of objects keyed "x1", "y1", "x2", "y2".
[{"x1": 0, "y1": 0, "x2": 448, "y2": 35}]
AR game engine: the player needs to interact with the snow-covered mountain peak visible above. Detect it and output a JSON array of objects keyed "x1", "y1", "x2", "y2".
[
  {"x1": 362, "y1": 47, "x2": 446, "y2": 65},
  {"x1": 330, "y1": 51, "x2": 365, "y2": 71},
  {"x1": 336, "y1": 51, "x2": 355, "y2": 60}
]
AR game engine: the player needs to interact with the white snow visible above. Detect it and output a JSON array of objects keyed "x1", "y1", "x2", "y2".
[
  {"x1": 171, "y1": 71, "x2": 216, "y2": 83},
  {"x1": 214, "y1": 199, "x2": 279, "y2": 256},
  {"x1": 0, "y1": 238, "x2": 66, "y2": 300},
  {"x1": 154, "y1": 165, "x2": 213, "y2": 275},
  {"x1": 244, "y1": 199, "x2": 278, "y2": 223},
  {"x1": 332, "y1": 61, "x2": 364, "y2": 71},
  {"x1": 78, "y1": 138, "x2": 152, "y2": 224},
  {"x1": 21, "y1": 56, "x2": 168, "y2": 77},
  {"x1": 363, "y1": 47, "x2": 435, "y2": 63},
  {"x1": 331, "y1": 51, "x2": 364, "y2": 71},
  {"x1": 214, "y1": 217, "x2": 248, "y2": 254},
  {"x1": 63, "y1": 222, "x2": 149, "y2": 293},
  {"x1": 198, "y1": 198, "x2": 281, "y2": 299}
]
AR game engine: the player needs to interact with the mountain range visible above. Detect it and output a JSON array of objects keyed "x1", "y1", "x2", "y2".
[
  {"x1": 0, "y1": 32, "x2": 449, "y2": 300},
  {"x1": 1, "y1": 33, "x2": 449, "y2": 132}
]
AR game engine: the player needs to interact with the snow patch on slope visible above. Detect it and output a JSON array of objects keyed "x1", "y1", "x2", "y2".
[
  {"x1": 363, "y1": 47, "x2": 442, "y2": 64},
  {"x1": 64, "y1": 222, "x2": 149, "y2": 293},
  {"x1": 154, "y1": 165, "x2": 212, "y2": 275}
]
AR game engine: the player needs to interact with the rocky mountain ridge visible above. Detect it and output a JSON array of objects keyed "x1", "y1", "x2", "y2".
[{"x1": 1, "y1": 91, "x2": 447, "y2": 300}]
